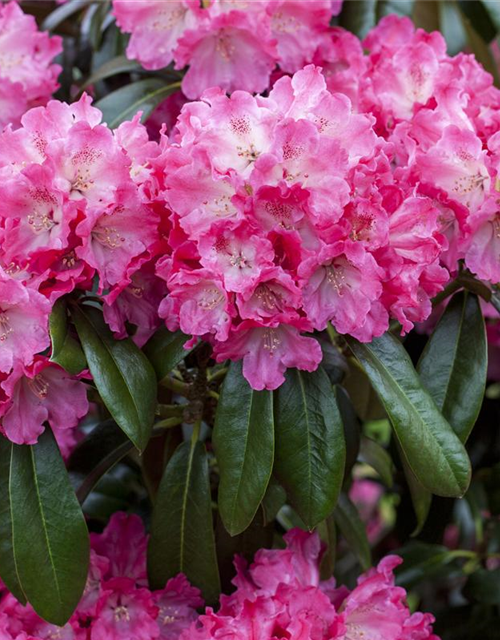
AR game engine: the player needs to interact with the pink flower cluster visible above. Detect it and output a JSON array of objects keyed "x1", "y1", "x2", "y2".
[
  {"x1": 0, "y1": 95, "x2": 167, "y2": 446},
  {"x1": 0, "y1": 512, "x2": 439, "y2": 640},
  {"x1": 113, "y1": 0, "x2": 344, "y2": 99},
  {"x1": 0, "y1": 512, "x2": 203, "y2": 640},
  {"x1": 0, "y1": 1, "x2": 62, "y2": 128}
]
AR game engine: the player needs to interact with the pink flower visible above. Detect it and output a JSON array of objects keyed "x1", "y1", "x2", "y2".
[
  {"x1": 153, "y1": 575, "x2": 203, "y2": 639},
  {"x1": 463, "y1": 196, "x2": 500, "y2": 283},
  {"x1": 92, "y1": 579, "x2": 159, "y2": 640},
  {"x1": 0, "y1": 355, "x2": 88, "y2": 446},
  {"x1": 175, "y1": 11, "x2": 278, "y2": 99},
  {"x1": 0, "y1": 270, "x2": 50, "y2": 374},
  {"x1": 213, "y1": 319, "x2": 322, "y2": 391},
  {"x1": 0, "y1": 1, "x2": 62, "y2": 128}
]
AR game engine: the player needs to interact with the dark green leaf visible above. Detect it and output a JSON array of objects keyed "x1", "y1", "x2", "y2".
[
  {"x1": 143, "y1": 327, "x2": 192, "y2": 382},
  {"x1": 274, "y1": 367, "x2": 345, "y2": 528},
  {"x1": 483, "y1": 0, "x2": 500, "y2": 30},
  {"x1": 395, "y1": 541, "x2": 461, "y2": 589},
  {"x1": 261, "y1": 477, "x2": 287, "y2": 526},
  {"x1": 72, "y1": 305, "x2": 156, "y2": 452},
  {"x1": 418, "y1": 292, "x2": 487, "y2": 443},
  {"x1": 148, "y1": 440, "x2": 220, "y2": 603},
  {"x1": 68, "y1": 420, "x2": 133, "y2": 503},
  {"x1": 319, "y1": 514, "x2": 337, "y2": 580},
  {"x1": 464, "y1": 568, "x2": 500, "y2": 604},
  {"x1": 336, "y1": 385, "x2": 361, "y2": 479},
  {"x1": 334, "y1": 493, "x2": 371, "y2": 571},
  {"x1": 347, "y1": 333, "x2": 471, "y2": 497},
  {"x1": 80, "y1": 54, "x2": 141, "y2": 92},
  {"x1": 459, "y1": 9, "x2": 500, "y2": 85},
  {"x1": 49, "y1": 299, "x2": 87, "y2": 375},
  {"x1": 359, "y1": 436, "x2": 394, "y2": 488},
  {"x1": 377, "y1": 0, "x2": 415, "y2": 19},
  {"x1": 459, "y1": 0, "x2": 497, "y2": 42},
  {"x1": 95, "y1": 79, "x2": 182, "y2": 129},
  {"x1": 10, "y1": 431, "x2": 89, "y2": 625},
  {"x1": 42, "y1": 0, "x2": 93, "y2": 31},
  {"x1": 399, "y1": 442, "x2": 433, "y2": 536},
  {"x1": 213, "y1": 362, "x2": 274, "y2": 536},
  {"x1": 339, "y1": 0, "x2": 377, "y2": 38},
  {"x1": 0, "y1": 439, "x2": 26, "y2": 604}
]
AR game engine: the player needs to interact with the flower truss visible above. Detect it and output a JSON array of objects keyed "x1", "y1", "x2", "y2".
[{"x1": 0, "y1": 512, "x2": 439, "y2": 640}]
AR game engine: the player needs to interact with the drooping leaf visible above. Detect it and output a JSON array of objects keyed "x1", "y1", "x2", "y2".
[
  {"x1": 359, "y1": 436, "x2": 394, "y2": 488},
  {"x1": 148, "y1": 440, "x2": 220, "y2": 603},
  {"x1": 261, "y1": 477, "x2": 287, "y2": 526},
  {"x1": 0, "y1": 439, "x2": 26, "y2": 605},
  {"x1": 68, "y1": 420, "x2": 133, "y2": 503},
  {"x1": 458, "y1": 0, "x2": 497, "y2": 42},
  {"x1": 213, "y1": 361, "x2": 274, "y2": 536},
  {"x1": 42, "y1": 0, "x2": 93, "y2": 31},
  {"x1": 398, "y1": 441, "x2": 433, "y2": 536},
  {"x1": 458, "y1": 8, "x2": 500, "y2": 85},
  {"x1": 347, "y1": 333, "x2": 471, "y2": 497},
  {"x1": 95, "y1": 79, "x2": 182, "y2": 129},
  {"x1": 49, "y1": 299, "x2": 87, "y2": 375},
  {"x1": 274, "y1": 367, "x2": 345, "y2": 528},
  {"x1": 80, "y1": 54, "x2": 142, "y2": 92},
  {"x1": 336, "y1": 385, "x2": 361, "y2": 479},
  {"x1": 319, "y1": 514, "x2": 337, "y2": 580},
  {"x1": 72, "y1": 305, "x2": 156, "y2": 452},
  {"x1": 10, "y1": 431, "x2": 89, "y2": 625},
  {"x1": 143, "y1": 327, "x2": 193, "y2": 382},
  {"x1": 334, "y1": 493, "x2": 371, "y2": 571},
  {"x1": 418, "y1": 292, "x2": 487, "y2": 443}
]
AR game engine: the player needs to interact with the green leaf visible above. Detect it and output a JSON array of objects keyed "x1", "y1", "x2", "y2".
[
  {"x1": 10, "y1": 431, "x2": 89, "y2": 625},
  {"x1": 49, "y1": 299, "x2": 87, "y2": 375},
  {"x1": 68, "y1": 420, "x2": 133, "y2": 504},
  {"x1": 148, "y1": 440, "x2": 220, "y2": 603},
  {"x1": 42, "y1": 0, "x2": 93, "y2": 32},
  {"x1": 80, "y1": 54, "x2": 142, "y2": 92},
  {"x1": 412, "y1": 0, "x2": 441, "y2": 31},
  {"x1": 458, "y1": 0, "x2": 497, "y2": 42},
  {"x1": 95, "y1": 79, "x2": 182, "y2": 129},
  {"x1": 459, "y1": 8, "x2": 500, "y2": 85},
  {"x1": 261, "y1": 477, "x2": 287, "y2": 526},
  {"x1": 398, "y1": 441, "x2": 433, "y2": 536},
  {"x1": 319, "y1": 514, "x2": 337, "y2": 579},
  {"x1": 359, "y1": 436, "x2": 394, "y2": 488},
  {"x1": 339, "y1": 0, "x2": 377, "y2": 38},
  {"x1": 336, "y1": 385, "x2": 361, "y2": 479},
  {"x1": 143, "y1": 327, "x2": 192, "y2": 382},
  {"x1": 0, "y1": 439, "x2": 26, "y2": 605},
  {"x1": 482, "y1": 0, "x2": 500, "y2": 30},
  {"x1": 334, "y1": 493, "x2": 371, "y2": 571},
  {"x1": 464, "y1": 568, "x2": 500, "y2": 604},
  {"x1": 395, "y1": 541, "x2": 460, "y2": 589},
  {"x1": 72, "y1": 305, "x2": 156, "y2": 452},
  {"x1": 346, "y1": 333, "x2": 471, "y2": 497},
  {"x1": 213, "y1": 362, "x2": 274, "y2": 536},
  {"x1": 274, "y1": 367, "x2": 346, "y2": 528},
  {"x1": 418, "y1": 292, "x2": 487, "y2": 443}
]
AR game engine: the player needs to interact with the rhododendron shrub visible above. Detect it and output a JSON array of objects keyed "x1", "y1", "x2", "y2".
[{"x1": 0, "y1": 2, "x2": 498, "y2": 640}]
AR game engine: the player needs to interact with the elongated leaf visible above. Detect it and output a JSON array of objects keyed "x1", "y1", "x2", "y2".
[
  {"x1": 261, "y1": 478, "x2": 287, "y2": 526},
  {"x1": 148, "y1": 440, "x2": 220, "y2": 603},
  {"x1": 10, "y1": 431, "x2": 89, "y2": 625},
  {"x1": 418, "y1": 292, "x2": 487, "y2": 443},
  {"x1": 213, "y1": 362, "x2": 274, "y2": 536},
  {"x1": 336, "y1": 385, "x2": 361, "y2": 479},
  {"x1": 143, "y1": 327, "x2": 192, "y2": 382},
  {"x1": 72, "y1": 305, "x2": 156, "y2": 452},
  {"x1": 274, "y1": 367, "x2": 346, "y2": 528},
  {"x1": 334, "y1": 493, "x2": 371, "y2": 571},
  {"x1": 49, "y1": 299, "x2": 87, "y2": 375},
  {"x1": 359, "y1": 436, "x2": 394, "y2": 488},
  {"x1": 347, "y1": 333, "x2": 471, "y2": 497},
  {"x1": 0, "y1": 439, "x2": 26, "y2": 604},
  {"x1": 42, "y1": 0, "x2": 93, "y2": 31},
  {"x1": 398, "y1": 441, "x2": 433, "y2": 536},
  {"x1": 95, "y1": 79, "x2": 181, "y2": 129},
  {"x1": 80, "y1": 55, "x2": 142, "y2": 93},
  {"x1": 459, "y1": 9, "x2": 500, "y2": 85},
  {"x1": 68, "y1": 420, "x2": 133, "y2": 503}
]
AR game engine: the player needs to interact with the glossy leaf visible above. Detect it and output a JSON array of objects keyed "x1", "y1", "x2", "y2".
[
  {"x1": 336, "y1": 385, "x2": 361, "y2": 479},
  {"x1": 143, "y1": 327, "x2": 192, "y2": 382},
  {"x1": 359, "y1": 436, "x2": 394, "y2": 488},
  {"x1": 148, "y1": 440, "x2": 220, "y2": 603},
  {"x1": 10, "y1": 431, "x2": 89, "y2": 625},
  {"x1": 347, "y1": 333, "x2": 471, "y2": 497},
  {"x1": 274, "y1": 367, "x2": 346, "y2": 528},
  {"x1": 334, "y1": 493, "x2": 371, "y2": 571},
  {"x1": 49, "y1": 299, "x2": 87, "y2": 375},
  {"x1": 95, "y1": 79, "x2": 181, "y2": 129},
  {"x1": 80, "y1": 54, "x2": 142, "y2": 91},
  {"x1": 418, "y1": 292, "x2": 487, "y2": 443},
  {"x1": 72, "y1": 305, "x2": 156, "y2": 452},
  {"x1": 399, "y1": 443, "x2": 433, "y2": 536},
  {"x1": 261, "y1": 478, "x2": 287, "y2": 526},
  {"x1": 0, "y1": 439, "x2": 26, "y2": 605},
  {"x1": 213, "y1": 361, "x2": 274, "y2": 536}
]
